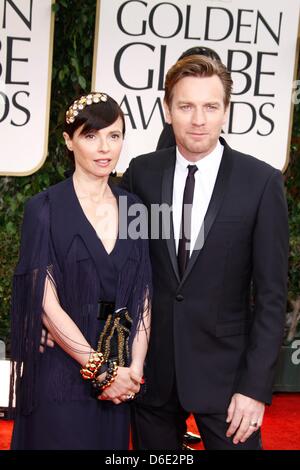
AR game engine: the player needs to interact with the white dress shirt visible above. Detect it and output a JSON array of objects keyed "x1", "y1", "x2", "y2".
[{"x1": 172, "y1": 141, "x2": 224, "y2": 255}]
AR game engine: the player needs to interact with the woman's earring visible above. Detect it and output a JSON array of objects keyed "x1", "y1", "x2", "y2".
[{"x1": 110, "y1": 169, "x2": 117, "y2": 177}]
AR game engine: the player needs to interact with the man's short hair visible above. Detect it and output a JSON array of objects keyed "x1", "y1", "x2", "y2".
[{"x1": 164, "y1": 55, "x2": 233, "y2": 109}]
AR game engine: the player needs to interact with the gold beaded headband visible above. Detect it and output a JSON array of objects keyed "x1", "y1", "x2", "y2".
[{"x1": 65, "y1": 92, "x2": 108, "y2": 124}]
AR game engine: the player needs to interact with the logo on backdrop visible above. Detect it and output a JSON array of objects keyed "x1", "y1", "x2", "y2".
[{"x1": 93, "y1": 0, "x2": 300, "y2": 172}]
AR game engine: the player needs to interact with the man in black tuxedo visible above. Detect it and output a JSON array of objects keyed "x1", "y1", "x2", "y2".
[
  {"x1": 120, "y1": 55, "x2": 289, "y2": 449},
  {"x1": 157, "y1": 45, "x2": 221, "y2": 449}
]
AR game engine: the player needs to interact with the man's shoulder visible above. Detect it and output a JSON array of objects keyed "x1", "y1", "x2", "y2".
[
  {"x1": 224, "y1": 140, "x2": 279, "y2": 178},
  {"x1": 130, "y1": 146, "x2": 176, "y2": 170}
]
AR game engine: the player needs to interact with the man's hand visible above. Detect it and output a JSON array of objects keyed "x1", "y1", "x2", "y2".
[
  {"x1": 99, "y1": 366, "x2": 141, "y2": 405},
  {"x1": 39, "y1": 328, "x2": 55, "y2": 353},
  {"x1": 226, "y1": 393, "x2": 265, "y2": 444}
]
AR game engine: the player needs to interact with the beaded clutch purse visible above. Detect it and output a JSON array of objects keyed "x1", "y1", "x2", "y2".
[{"x1": 96, "y1": 304, "x2": 133, "y2": 367}]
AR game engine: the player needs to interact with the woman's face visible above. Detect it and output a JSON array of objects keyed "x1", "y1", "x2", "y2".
[{"x1": 63, "y1": 116, "x2": 124, "y2": 177}]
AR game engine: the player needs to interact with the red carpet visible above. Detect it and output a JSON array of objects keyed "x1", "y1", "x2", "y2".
[
  {"x1": 0, "y1": 419, "x2": 12, "y2": 451},
  {"x1": 1, "y1": 393, "x2": 299, "y2": 450}
]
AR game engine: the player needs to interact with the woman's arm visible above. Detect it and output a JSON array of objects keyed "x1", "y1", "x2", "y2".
[
  {"x1": 42, "y1": 276, "x2": 93, "y2": 366},
  {"x1": 130, "y1": 303, "x2": 151, "y2": 383},
  {"x1": 43, "y1": 276, "x2": 142, "y2": 403}
]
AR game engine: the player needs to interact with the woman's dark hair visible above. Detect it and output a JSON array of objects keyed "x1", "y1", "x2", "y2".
[{"x1": 64, "y1": 93, "x2": 125, "y2": 163}]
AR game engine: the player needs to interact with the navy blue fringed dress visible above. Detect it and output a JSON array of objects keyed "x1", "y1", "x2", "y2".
[{"x1": 9, "y1": 178, "x2": 152, "y2": 450}]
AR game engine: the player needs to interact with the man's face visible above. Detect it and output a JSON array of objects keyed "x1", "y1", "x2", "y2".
[{"x1": 164, "y1": 75, "x2": 228, "y2": 161}]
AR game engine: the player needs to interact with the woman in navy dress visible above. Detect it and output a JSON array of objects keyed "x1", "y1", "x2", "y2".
[{"x1": 9, "y1": 93, "x2": 152, "y2": 450}]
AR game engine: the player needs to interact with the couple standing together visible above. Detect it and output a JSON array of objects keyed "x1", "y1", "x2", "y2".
[{"x1": 10, "y1": 51, "x2": 289, "y2": 450}]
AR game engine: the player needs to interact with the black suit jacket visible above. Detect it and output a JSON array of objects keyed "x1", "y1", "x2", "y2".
[
  {"x1": 156, "y1": 123, "x2": 175, "y2": 150},
  {"x1": 120, "y1": 137, "x2": 289, "y2": 414}
]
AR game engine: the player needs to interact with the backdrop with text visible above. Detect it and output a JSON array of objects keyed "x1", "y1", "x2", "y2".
[
  {"x1": 93, "y1": 0, "x2": 300, "y2": 172},
  {"x1": 0, "y1": 0, "x2": 54, "y2": 175}
]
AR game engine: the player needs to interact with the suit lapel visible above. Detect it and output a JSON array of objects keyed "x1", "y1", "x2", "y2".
[
  {"x1": 178, "y1": 139, "x2": 234, "y2": 287},
  {"x1": 161, "y1": 148, "x2": 180, "y2": 283}
]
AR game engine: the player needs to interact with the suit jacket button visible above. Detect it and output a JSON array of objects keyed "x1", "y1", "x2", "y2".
[{"x1": 176, "y1": 294, "x2": 184, "y2": 302}]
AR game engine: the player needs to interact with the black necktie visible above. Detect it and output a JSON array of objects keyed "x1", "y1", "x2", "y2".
[{"x1": 177, "y1": 165, "x2": 198, "y2": 278}]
